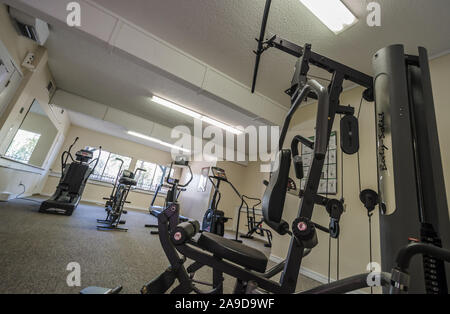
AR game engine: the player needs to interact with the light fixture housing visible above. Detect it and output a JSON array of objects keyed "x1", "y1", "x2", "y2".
[
  {"x1": 151, "y1": 96, "x2": 243, "y2": 135},
  {"x1": 151, "y1": 96, "x2": 202, "y2": 119},
  {"x1": 127, "y1": 131, "x2": 190, "y2": 153},
  {"x1": 200, "y1": 116, "x2": 243, "y2": 135},
  {"x1": 299, "y1": 0, "x2": 357, "y2": 34}
]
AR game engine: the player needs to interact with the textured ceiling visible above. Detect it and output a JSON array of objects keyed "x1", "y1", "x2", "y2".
[
  {"x1": 92, "y1": 0, "x2": 450, "y2": 106},
  {"x1": 45, "y1": 27, "x2": 264, "y2": 132}
]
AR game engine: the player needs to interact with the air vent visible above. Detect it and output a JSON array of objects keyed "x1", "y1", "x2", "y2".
[{"x1": 9, "y1": 7, "x2": 49, "y2": 46}]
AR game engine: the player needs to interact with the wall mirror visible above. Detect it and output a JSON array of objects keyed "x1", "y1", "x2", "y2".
[{"x1": 4, "y1": 99, "x2": 58, "y2": 167}]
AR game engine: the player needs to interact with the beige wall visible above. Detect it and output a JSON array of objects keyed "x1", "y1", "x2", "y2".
[
  {"x1": 430, "y1": 53, "x2": 450, "y2": 213},
  {"x1": 41, "y1": 125, "x2": 176, "y2": 210}
]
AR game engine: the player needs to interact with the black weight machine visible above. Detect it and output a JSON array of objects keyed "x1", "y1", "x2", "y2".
[
  {"x1": 372, "y1": 45, "x2": 450, "y2": 294},
  {"x1": 128, "y1": 33, "x2": 371, "y2": 294},
  {"x1": 138, "y1": 16, "x2": 450, "y2": 293},
  {"x1": 145, "y1": 158, "x2": 193, "y2": 235},
  {"x1": 97, "y1": 159, "x2": 146, "y2": 232},
  {"x1": 40, "y1": 137, "x2": 101, "y2": 216}
]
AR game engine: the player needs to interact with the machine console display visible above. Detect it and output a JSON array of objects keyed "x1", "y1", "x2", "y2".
[
  {"x1": 75, "y1": 149, "x2": 94, "y2": 163},
  {"x1": 211, "y1": 167, "x2": 227, "y2": 181}
]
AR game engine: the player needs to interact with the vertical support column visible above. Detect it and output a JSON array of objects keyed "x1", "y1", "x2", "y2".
[{"x1": 373, "y1": 45, "x2": 450, "y2": 293}]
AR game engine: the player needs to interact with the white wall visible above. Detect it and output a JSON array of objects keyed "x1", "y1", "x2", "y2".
[{"x1": 0, "y1": 4, "x2": 70, "y2": 198}]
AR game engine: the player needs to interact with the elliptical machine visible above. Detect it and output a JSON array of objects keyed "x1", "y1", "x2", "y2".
[
  {"x1": 201, "y1": 167, "x2": 232, "y2": 237},
  {"x1": 145, "y1": 158, "x2": 193, "y2": 234},
  {"x1": 40, "y1": 137, "x2": 101, "y2": 216},
  {"x1": 97, "y1": 166, "x2": 146, "y2": 232}
]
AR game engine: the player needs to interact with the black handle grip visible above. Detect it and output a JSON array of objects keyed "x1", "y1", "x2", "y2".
[{"x1": 293, "y1": 155, "x2": 303, "y2": 180}]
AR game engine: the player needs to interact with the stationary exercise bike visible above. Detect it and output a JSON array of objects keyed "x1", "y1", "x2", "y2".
[
  {"x1": 101, "y1": 157, "x2": 126, "y2": 216},
  {"x1": 145, "y1": 158, "x2": 193, "y2": 235},
  {"x1": 40, "y1": 137, "x2": 101, "y2": 216},
  {"x1": 96, "y1": 166, "x2": 146, "y2": 232}
]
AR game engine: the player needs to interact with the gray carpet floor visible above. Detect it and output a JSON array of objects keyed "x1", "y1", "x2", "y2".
[{"x1": 0, "y1": 197, "x2": 320, "y2": 294}]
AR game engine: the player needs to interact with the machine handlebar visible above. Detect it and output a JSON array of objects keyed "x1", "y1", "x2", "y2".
[{"x1": 166, "y1": 162, "x2": 193, "y2": 188}]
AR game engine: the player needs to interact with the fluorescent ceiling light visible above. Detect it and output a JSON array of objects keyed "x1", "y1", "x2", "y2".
[
  {"x1": 200, "y1": 116, "x2": 242, "y2": 135},
  {"x1": 299, "y1": 0, "x2": 357, "y2": 34},
  {"x1": 152, "y1": 96, "x2": 202, "y2": 119},
  {"x1": 151, "y1": 95, "x2": 243, "y2": 135},
  {"x1": 127, "y1": 131, "x2": 190, "y2": 153}
]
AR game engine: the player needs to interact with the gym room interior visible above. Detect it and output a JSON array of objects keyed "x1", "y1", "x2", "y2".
[{"x1": 0, "y1": 0, "x2": 449, "y2": 300}]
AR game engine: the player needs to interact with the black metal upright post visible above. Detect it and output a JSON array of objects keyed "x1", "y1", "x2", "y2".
[{"x1": 373, "y1": 45, "x2": 450, "y2": 293}]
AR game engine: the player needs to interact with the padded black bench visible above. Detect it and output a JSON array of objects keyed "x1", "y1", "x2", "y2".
[{"x1": 197, "y1": 232, "x2": 268, "y2": 273}]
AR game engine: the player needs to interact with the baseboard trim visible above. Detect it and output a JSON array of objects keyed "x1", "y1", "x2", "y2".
[{"x1": 269, "y1": 254, "x2": 366, "y2": 294}]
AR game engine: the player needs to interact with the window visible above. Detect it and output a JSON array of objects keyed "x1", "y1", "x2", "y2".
[
  {"x1": 134, "y1": 160, "x2": 157, "y2": 190},
  {"x1": 134, "y1": 160, "x2": 174, "y2": 191},
  {"x1": 87, "y1": 147, "x2": 132, "y2": 184},
  {"x1": 5, "y1": 129, "x2": 41, "y2": 164}
]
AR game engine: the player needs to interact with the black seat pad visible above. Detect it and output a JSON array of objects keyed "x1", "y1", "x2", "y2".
[
  {"x1": 197, "y1": 232, "x2": 268, "y2": 273},
  {"x1": 119, "y1": 177, "x2": 137, "y2": 186}
]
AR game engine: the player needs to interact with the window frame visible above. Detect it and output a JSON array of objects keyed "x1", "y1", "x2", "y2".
[
  {"x1": 134, "y1": 160, "x2": 173, "y2": 193},
  {"x1": 86, "y1": 147, "x2": 132, "y2": 184}
]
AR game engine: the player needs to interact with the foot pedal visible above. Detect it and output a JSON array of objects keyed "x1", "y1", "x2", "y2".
[
  {"x1": 119, "y1": 220, "x2": 126, "y2": 225},
  {"x1": 123, "y1": 210, "x2": 128, "y2": 214}
]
